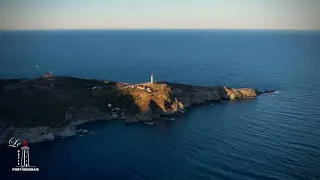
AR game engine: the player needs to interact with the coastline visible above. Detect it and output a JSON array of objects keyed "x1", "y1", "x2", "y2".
[{"x1": 0, "y1": 75, "x2": 263, "y2": 146}]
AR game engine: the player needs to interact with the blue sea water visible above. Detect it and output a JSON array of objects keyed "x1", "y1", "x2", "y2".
[{"x1": 1, "y1": 30, "x2": 320, "y2": 180}]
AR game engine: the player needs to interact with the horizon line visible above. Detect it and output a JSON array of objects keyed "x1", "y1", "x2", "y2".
[{"x1": 1, "y1": 28, "x2": 320, "y2": 32}]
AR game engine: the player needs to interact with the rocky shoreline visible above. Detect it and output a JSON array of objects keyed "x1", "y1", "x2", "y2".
[{"x1": 0, "y1": 76, "x2": 265, "y2": 145}]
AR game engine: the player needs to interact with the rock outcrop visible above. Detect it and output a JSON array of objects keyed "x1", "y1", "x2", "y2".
[
  {"x1": 224, "y1": 87, "x2": 260, "y2": 100},
  {"x1": 0, "y1": 76, "x2": 261, "y2": 145}
]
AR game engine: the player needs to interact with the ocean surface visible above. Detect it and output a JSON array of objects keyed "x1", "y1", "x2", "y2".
[{"x1": 1, "y1": 30, "x2": 320, "y2": 180}]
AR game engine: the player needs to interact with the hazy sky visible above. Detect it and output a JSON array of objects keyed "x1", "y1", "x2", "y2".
[{"x1": 0, "y1": 0, "x2": 319, "y2": 30}]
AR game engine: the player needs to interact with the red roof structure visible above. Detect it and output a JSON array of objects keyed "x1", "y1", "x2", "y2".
[
  {"x1": 23, "y1": 139, "x2": 27, "y2": 147},
  {"x1": 43, "y1": 72, "x2": 53, "y2": 78}
]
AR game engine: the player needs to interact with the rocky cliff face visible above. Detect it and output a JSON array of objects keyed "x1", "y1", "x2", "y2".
[{"x1": 0, "y1": 76, "x2": 260, "y2": 145}]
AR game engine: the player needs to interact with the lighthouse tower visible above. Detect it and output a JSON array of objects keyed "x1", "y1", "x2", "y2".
[
  {"x1": 150, "y1": 73, "x2": 154, "y2": 83},
  {"x1": 21, "y1": 140, "x2": 30, "y2": 167}
]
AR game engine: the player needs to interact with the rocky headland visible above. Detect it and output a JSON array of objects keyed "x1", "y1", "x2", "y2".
[{"x1": 0, "y1": 76, "x2": 264, "y2": 145}]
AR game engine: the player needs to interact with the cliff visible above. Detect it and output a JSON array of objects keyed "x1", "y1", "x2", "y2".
[{"x1": 0, "y1": 76, "x2": 261, "y2": 145}]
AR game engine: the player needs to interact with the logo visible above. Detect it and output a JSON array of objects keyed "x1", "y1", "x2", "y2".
[
  {"x1": 8, "y1": 137, "x2": 21, "y2": 148},
  {"x1": 8, "y1": 138, "x2": 40, "y2": 172}
]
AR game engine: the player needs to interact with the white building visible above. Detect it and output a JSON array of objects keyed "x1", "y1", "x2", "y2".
[
  {"x1": 137, "y1": 85, "x2": 146, "y2": 90},
  {"x1": 151, "y1": 73, "x2": 154, "y2": 83},
  {"x1": 146, "y1": 87, "x2": 153, "y2": 93}
]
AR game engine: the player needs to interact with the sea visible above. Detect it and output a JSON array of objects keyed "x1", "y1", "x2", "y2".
[{"x1": 0, "y1": 30, "x2": 320, "y2": 180}]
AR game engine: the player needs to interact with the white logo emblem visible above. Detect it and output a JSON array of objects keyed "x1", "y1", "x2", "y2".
[
  {"x1": 7, "y1": 137, "x2": 21, "y2": 148},
  {"x1": 8, "y1": 138, "x2": 40, "y2": 172}
]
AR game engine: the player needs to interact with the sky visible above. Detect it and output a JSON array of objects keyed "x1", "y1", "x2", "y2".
[{"x1": 0, "y1": 0, "x2": 320, "y2": 30}]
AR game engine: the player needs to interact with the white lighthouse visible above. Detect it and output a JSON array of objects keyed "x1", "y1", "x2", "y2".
[
  {"x1": 21, "y1": 140, "x2": 30, "y2": 167},
  {"x1": 151, "y1": 73, "x2": 154, "y2": 83}
]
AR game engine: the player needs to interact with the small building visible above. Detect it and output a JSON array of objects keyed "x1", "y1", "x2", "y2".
[
  {"x1": 137, "y1": 85, "x2": 146, "y2": 90},
  {"x1": 43, "y1": 72, "x2": 53, "y2": 78},
  {"x1": 124, "y1": 85, "x2": 134, "y2": 89},
  {"x1": 146, "y1": 87, "x2": 153, "y2": 93}
]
